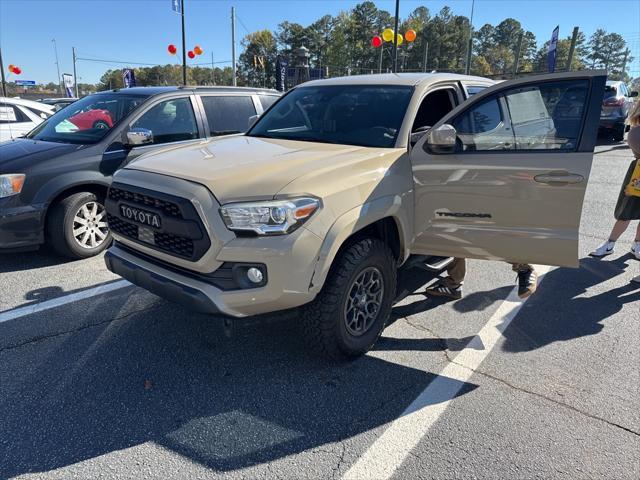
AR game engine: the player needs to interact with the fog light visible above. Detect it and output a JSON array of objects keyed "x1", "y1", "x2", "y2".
[{"x1": 247, "y1": 267, "x2": 264, "y2": 284}]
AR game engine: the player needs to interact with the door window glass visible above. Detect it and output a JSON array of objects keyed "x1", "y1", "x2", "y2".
[
  {"x1": 412, "y1": 88, "x2": 457, "y2": 132},
  {"x1": 258, "y1": 95, "x2": 279, "y2": 111},
  {"x1": 131, "y1": 97, "x2": 198, "y2": 145},
  {"x1": 201, "y1": 96, "x2": 256, "y2": 136},
  {"x1": 0, "y1": 104, "x2": 29, "y2": 123},
  {"x1": 452, "y1": 79, "x2": 588, "y2": 152}
]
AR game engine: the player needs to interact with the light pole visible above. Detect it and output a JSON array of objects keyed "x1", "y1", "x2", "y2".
[
  {"x1": 52, "y1": 39, "x2": 62, "y2": 95},
  {"x1": 392, "y1": 0, "x2": 400, "y2": 72}
]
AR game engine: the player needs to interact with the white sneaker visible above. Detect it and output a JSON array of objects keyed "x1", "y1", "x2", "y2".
[
  {"x1": 589, "y1": 242, "x2": 615, "y2": 258},
  {"x1": 632, "y1": 242, "x2": 640, "y2": 260}
]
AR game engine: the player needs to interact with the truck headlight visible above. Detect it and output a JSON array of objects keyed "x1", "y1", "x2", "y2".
[
  {"x1": 220, "y1": 197, "x2": 320, "y2": 235},
  {"x1": 0, "y1": 174, "x2": 25, "y2": 198}
]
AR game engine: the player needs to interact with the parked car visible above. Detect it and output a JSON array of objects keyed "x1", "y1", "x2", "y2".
[
  {"x1": 38, "y1": 97, "x2": 79, "y2": 111},
  {"x1": 599, "y1": 80, "x2": 638, "y2": 141},
  {"x1": 103, "y1": 71, "x2": 606, "y2": 359},
  {"x1": 0, "y1": 97, "x2": 54, "y2": 142},
  {"x1": 0, "y1": 86, "x2": 280, "y2": 258}
]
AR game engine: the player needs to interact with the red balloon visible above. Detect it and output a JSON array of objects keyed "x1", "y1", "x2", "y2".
[
  {"x1": 371, "y1": 36, "x2": 382, "y2": 48},
  {"x1": 168, "y1": 44, "x2": 177, "y2": 55},
  {"x1": 187, "y1": 50, "x2": 195, "y2": 59},
  {"x1": 13, "y1": 67, "x2": 21, "y2": 75}
]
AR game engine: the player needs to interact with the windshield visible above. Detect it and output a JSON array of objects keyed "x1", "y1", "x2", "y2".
[
  {"x1": 248, "y1": 85, "x2": 413, "y2": 148},
  {"x1": 26, "y1": 93, "x2": 148, "y2": 144},
  {"x1": 604, "y1": 85, "x2": 617, "y2": 99}
]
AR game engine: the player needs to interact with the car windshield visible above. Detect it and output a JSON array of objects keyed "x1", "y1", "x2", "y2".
[
  {"x1": 604, "y1": 85, "x2": 617, "y2": 98},
  {"x1": 26, "y1": 93, "x2": 148, "y2": 144},
  {"x1": 247, "y1": 85, "x2": 413, "y2": 148}
]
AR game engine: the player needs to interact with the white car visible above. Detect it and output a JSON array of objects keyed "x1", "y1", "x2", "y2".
[{"x1": 0, "y1": 97, "x2": 55, "y2": 142}]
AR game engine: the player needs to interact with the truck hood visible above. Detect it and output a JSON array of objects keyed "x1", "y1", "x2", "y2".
[{"x1": 125, "y1": 135, "x2": 384, "y2": 203}]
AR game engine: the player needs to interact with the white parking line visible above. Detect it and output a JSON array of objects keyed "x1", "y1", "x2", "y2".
[
  {"x1": 343, "y1": 265, "x2": 552, "y2": 480},
  {"x1": 0, "y1": 280, "x2": 131, "y2": 324}
]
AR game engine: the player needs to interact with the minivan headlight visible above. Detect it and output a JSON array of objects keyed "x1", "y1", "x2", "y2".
[
  {"x1": 0, "y1": 174, "x2": 25, "y2": 198},
  {"x1": 220, "y1": 197, "x2": 320, "y2": 235}
]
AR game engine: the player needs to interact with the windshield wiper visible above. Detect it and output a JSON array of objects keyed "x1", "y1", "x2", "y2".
[{"x1": 212, "y1": 130, "x2": 241, "y2": 136}]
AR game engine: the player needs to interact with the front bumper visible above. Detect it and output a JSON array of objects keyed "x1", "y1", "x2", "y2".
[
  {"x1": 106, "y1": 221, "x2": 323, "y2": 317},
  {"x1": 0, "y1": 198, "x2": 46, "y2": 250}
]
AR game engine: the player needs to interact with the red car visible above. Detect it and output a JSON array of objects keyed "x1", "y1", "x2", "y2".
[{"x1": 68, "y1": 108, "x2": 114, "y2": 131}]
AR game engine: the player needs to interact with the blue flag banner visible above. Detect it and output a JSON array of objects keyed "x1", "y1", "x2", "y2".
[
  {"x1": 276, "y1": 56, "x2": 288, "y2": 92},
  {"x1": 62, "y1": 73, "x2": 74, "y2": 97},
  {"x1": 171, "y1": 0, "x2": 182, "y2": 14},
  {"x1": 122, "y1": 69, "x2": 136, "y2": 88},
  {"x1": 548, "y1": 26, "x2": 560, "y2": 73}
]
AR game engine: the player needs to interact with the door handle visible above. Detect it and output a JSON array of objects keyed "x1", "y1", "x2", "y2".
[{"x1": 534, "y1": 172, "x2": 584, "y2": 185}]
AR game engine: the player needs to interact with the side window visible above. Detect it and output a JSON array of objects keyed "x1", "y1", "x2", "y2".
[
  {"x1": 412, "y1": 88, "x2": 458, "y2": 132},
  {"x1": 259, "y1": 95, "x2": 279, "y2": 111},
  {"x1": 201, "y1": 95, "x2": 257, "y2": 136},
  {"x1": 131, "y1": 97, "x2": 198, "y2": 145},
  {"x1": 0, "y1": 104, "x2": 30, "y2": 124},
  {"x1": 452, "y1": 79, "x2": 589, "y2": 152},
  {"x1": 24, "y1": 106, "x2": 51, "y2": 120},
  {"x1": 465, "y1": 85, "x2": 488, "y2": 97}
]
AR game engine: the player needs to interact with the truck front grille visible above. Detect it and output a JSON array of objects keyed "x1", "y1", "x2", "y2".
[{"x1": 106, "y1": 183, "x2": 209, "y2": 261}]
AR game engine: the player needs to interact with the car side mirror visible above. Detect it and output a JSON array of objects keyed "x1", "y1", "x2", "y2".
[
  {"x1": 630, "y1": 91, "x2": 638, "y2": 98},
  {"x1": 125, "y1": 127, "x2": 153, "y2": 147},
  {"x1": 425, "y1": 124, "x2": 457, "y2": 153},
  {"x1": 248, "y1": 114, "x2": 260, "y2": 129}
]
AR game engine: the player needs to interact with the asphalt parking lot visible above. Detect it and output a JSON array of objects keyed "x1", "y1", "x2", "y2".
[{"x1": 1, "y1": 141, "x2": 638, "y2": 480}]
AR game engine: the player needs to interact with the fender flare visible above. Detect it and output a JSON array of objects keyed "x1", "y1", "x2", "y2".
[{"x1": 308, "y1": 192, "x2": 413, "y2": 295}]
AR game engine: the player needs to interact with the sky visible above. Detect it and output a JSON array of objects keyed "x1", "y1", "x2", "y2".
[{"x1": 1, "y1": 0, "x2": 639, "y2": 85}]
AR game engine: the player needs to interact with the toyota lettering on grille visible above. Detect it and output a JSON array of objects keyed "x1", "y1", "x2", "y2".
[{"x1": 119, "y1": 204, "x2": 162, "y2": 229}]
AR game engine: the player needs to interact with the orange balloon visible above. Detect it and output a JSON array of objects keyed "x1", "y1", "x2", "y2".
[
  {"x1": 8, "y1": 64, "x2": 15, "y2": 71},
  {"x1": 405, "y1": 29, "x2": 416, "y2": 42},
  {"x1": 194, "y1": 45, "x2": 203, "y2": 55}
]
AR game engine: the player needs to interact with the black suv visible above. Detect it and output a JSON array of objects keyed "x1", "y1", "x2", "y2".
[{"x1": 0, "y1": 86, "x2": 279, "y2": 259}]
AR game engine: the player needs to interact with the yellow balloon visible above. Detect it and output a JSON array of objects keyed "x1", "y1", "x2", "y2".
[
  {"x1": 382, "y1": 28, "x2": 394, "y2": 42},
  {"x1": 396, "y1": 33, "x2": 403, "y2": 45}
]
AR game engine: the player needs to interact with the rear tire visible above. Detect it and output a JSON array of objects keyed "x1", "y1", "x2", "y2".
[
  {"x1": 302, "y1": 238, "x2": 396, "y2": 360},
  {"x1": 613, "y1": 125, "x2": 625, "y2": 142},
  {"x1": 47, "y1": 192, "x2": 112, "y2": 259}
]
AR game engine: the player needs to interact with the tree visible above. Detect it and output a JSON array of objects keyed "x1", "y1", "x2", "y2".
[{"x1": 239, "y1": 29, "x2": 278, "y2": 88}]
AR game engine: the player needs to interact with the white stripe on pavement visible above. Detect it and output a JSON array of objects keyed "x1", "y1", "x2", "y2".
[
  {"x1": 0, "y1": 280, "x2": 131, "y2": 324},
  {"x1": 343, "y1": 265, "x2": 552, "y2": 480}
]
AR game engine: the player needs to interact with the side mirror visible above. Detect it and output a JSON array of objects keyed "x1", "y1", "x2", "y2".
[
  {"x1": 126, "y1": 127, "x2": 153, "y2": 147},
  {"x1": 248, "y1": 114, "x2": 260, "y2": 129},
  {"x1": 630, "y1": 91, "x2": 638, "y2": 98},
  {"x1": 425, "y1": 124, "x2": 457, "y2": 153}
]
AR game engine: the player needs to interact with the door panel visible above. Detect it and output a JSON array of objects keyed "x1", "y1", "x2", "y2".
[{"x1": 410, "y1": 71, "x2": 606, "y2": 267}]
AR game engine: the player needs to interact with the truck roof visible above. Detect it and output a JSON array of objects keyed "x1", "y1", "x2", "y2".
[
  {"x1": 96, "y1": 86, "x2": 279, "y2": 96},
  {"x1": 301, "y1": 72, "x2": 494, "y2": 88}
]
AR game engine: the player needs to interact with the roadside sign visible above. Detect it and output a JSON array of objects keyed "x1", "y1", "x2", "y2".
[
  {"x1": 548, "y1": 26, "x2": 560, "y2": 73},
  {"x1": 15, "y1": 80, "x2": 36, "y2": 86},
  {"x1": 171, "y1": 0, "x2": 182, "y2": 14}
]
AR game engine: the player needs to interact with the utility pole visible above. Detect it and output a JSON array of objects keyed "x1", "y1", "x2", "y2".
[
  {"x1": 621, "y1": 48, "x2": 630, "y2": 77},
  {"x1": 512, "y1": 32, "x2": 523, "y2": 78},
  {"x1": 392, "y1": 0, "x2": 400, "y2": 73},
  {"x1": 0, "y1": 47, "x2": 7, "y2": 97},
  {"x1": 72, "y1": 47, "x2": 79, "y2": 97},
  {"x1": 566, "y1": 27, "x2": 579, "y2": 71},
  {"x1": 52, "y1": 39, "x2": 62, "y2": 95},
  {"x1": 379, "y1": 44, "x2": 384, "y2": 73},
  {"x1": 423, "y1": 41, "x2": 428, "y2": 72},
  {"x1": 231, "y1": 6, "x2": 237, "y2": 86},
  {"x1": 181, "y1": 0, "x2": 187, "y2": 85},
  {"x1": 465, "y1": 0, "x2": 475, "y2": 74},
  {"x1": 211, "y1": 51, "x2": 216, "y2": 85}
]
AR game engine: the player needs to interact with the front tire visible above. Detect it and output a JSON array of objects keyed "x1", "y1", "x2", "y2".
[
  {"x1": 302, "y1": 238, "x2": 396, "y2": 360},
  {"x1": 613, "y1": 125, "x2": 625, "y2": 142},
  {"x1": 47, "y1": 192, "x2": 112, "y2": 259}
]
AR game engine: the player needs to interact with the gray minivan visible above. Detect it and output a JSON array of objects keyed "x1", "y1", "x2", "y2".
[{"x1": 0, "y1": 86, "x2": 280, "y2": 258}]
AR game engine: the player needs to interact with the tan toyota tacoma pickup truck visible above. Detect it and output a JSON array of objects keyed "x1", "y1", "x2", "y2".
[{"x1": 104, "y1": 71, "x2": 605, "y2": 358}]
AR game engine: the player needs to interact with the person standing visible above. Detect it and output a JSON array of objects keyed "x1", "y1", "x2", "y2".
[
  {"x1": 590, "y1": 101, "x2": 640, "y2": 261},
  {"x1": 425, "y1": 259, "x2": 537, "y2": 300}
]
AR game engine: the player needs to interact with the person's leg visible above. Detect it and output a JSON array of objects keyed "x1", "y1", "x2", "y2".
[
  {"x1": 511, "y1": 263, "x2": 537, "y2": 299},
  {"x1": 590, "y1": 220, "x2": 630, "y2": 257},
  {"x1": 633, "y1": 223, "x2": 640, "y2": 259},
  {"x1": 425, "y1": 258, "x2": 465, "y2": 299}
]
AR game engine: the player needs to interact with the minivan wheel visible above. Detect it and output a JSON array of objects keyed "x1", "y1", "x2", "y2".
[
  {"x1": 47, "y1": 192, "x2": 112, "y2": 259},
  {"x1": 302, "y1": 238, "x2": 396, "y2": 360},
  {"x1": 613, "y1": 125, "x2": 625, "y2": 142}
]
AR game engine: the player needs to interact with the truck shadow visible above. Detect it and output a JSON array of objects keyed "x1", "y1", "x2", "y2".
[
  {"x1": 499, "y1": 254, "x2": 638, "y2": 352},
  {"x1": 0, "y1": 288, "x2": 477, "y2": 477}
]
